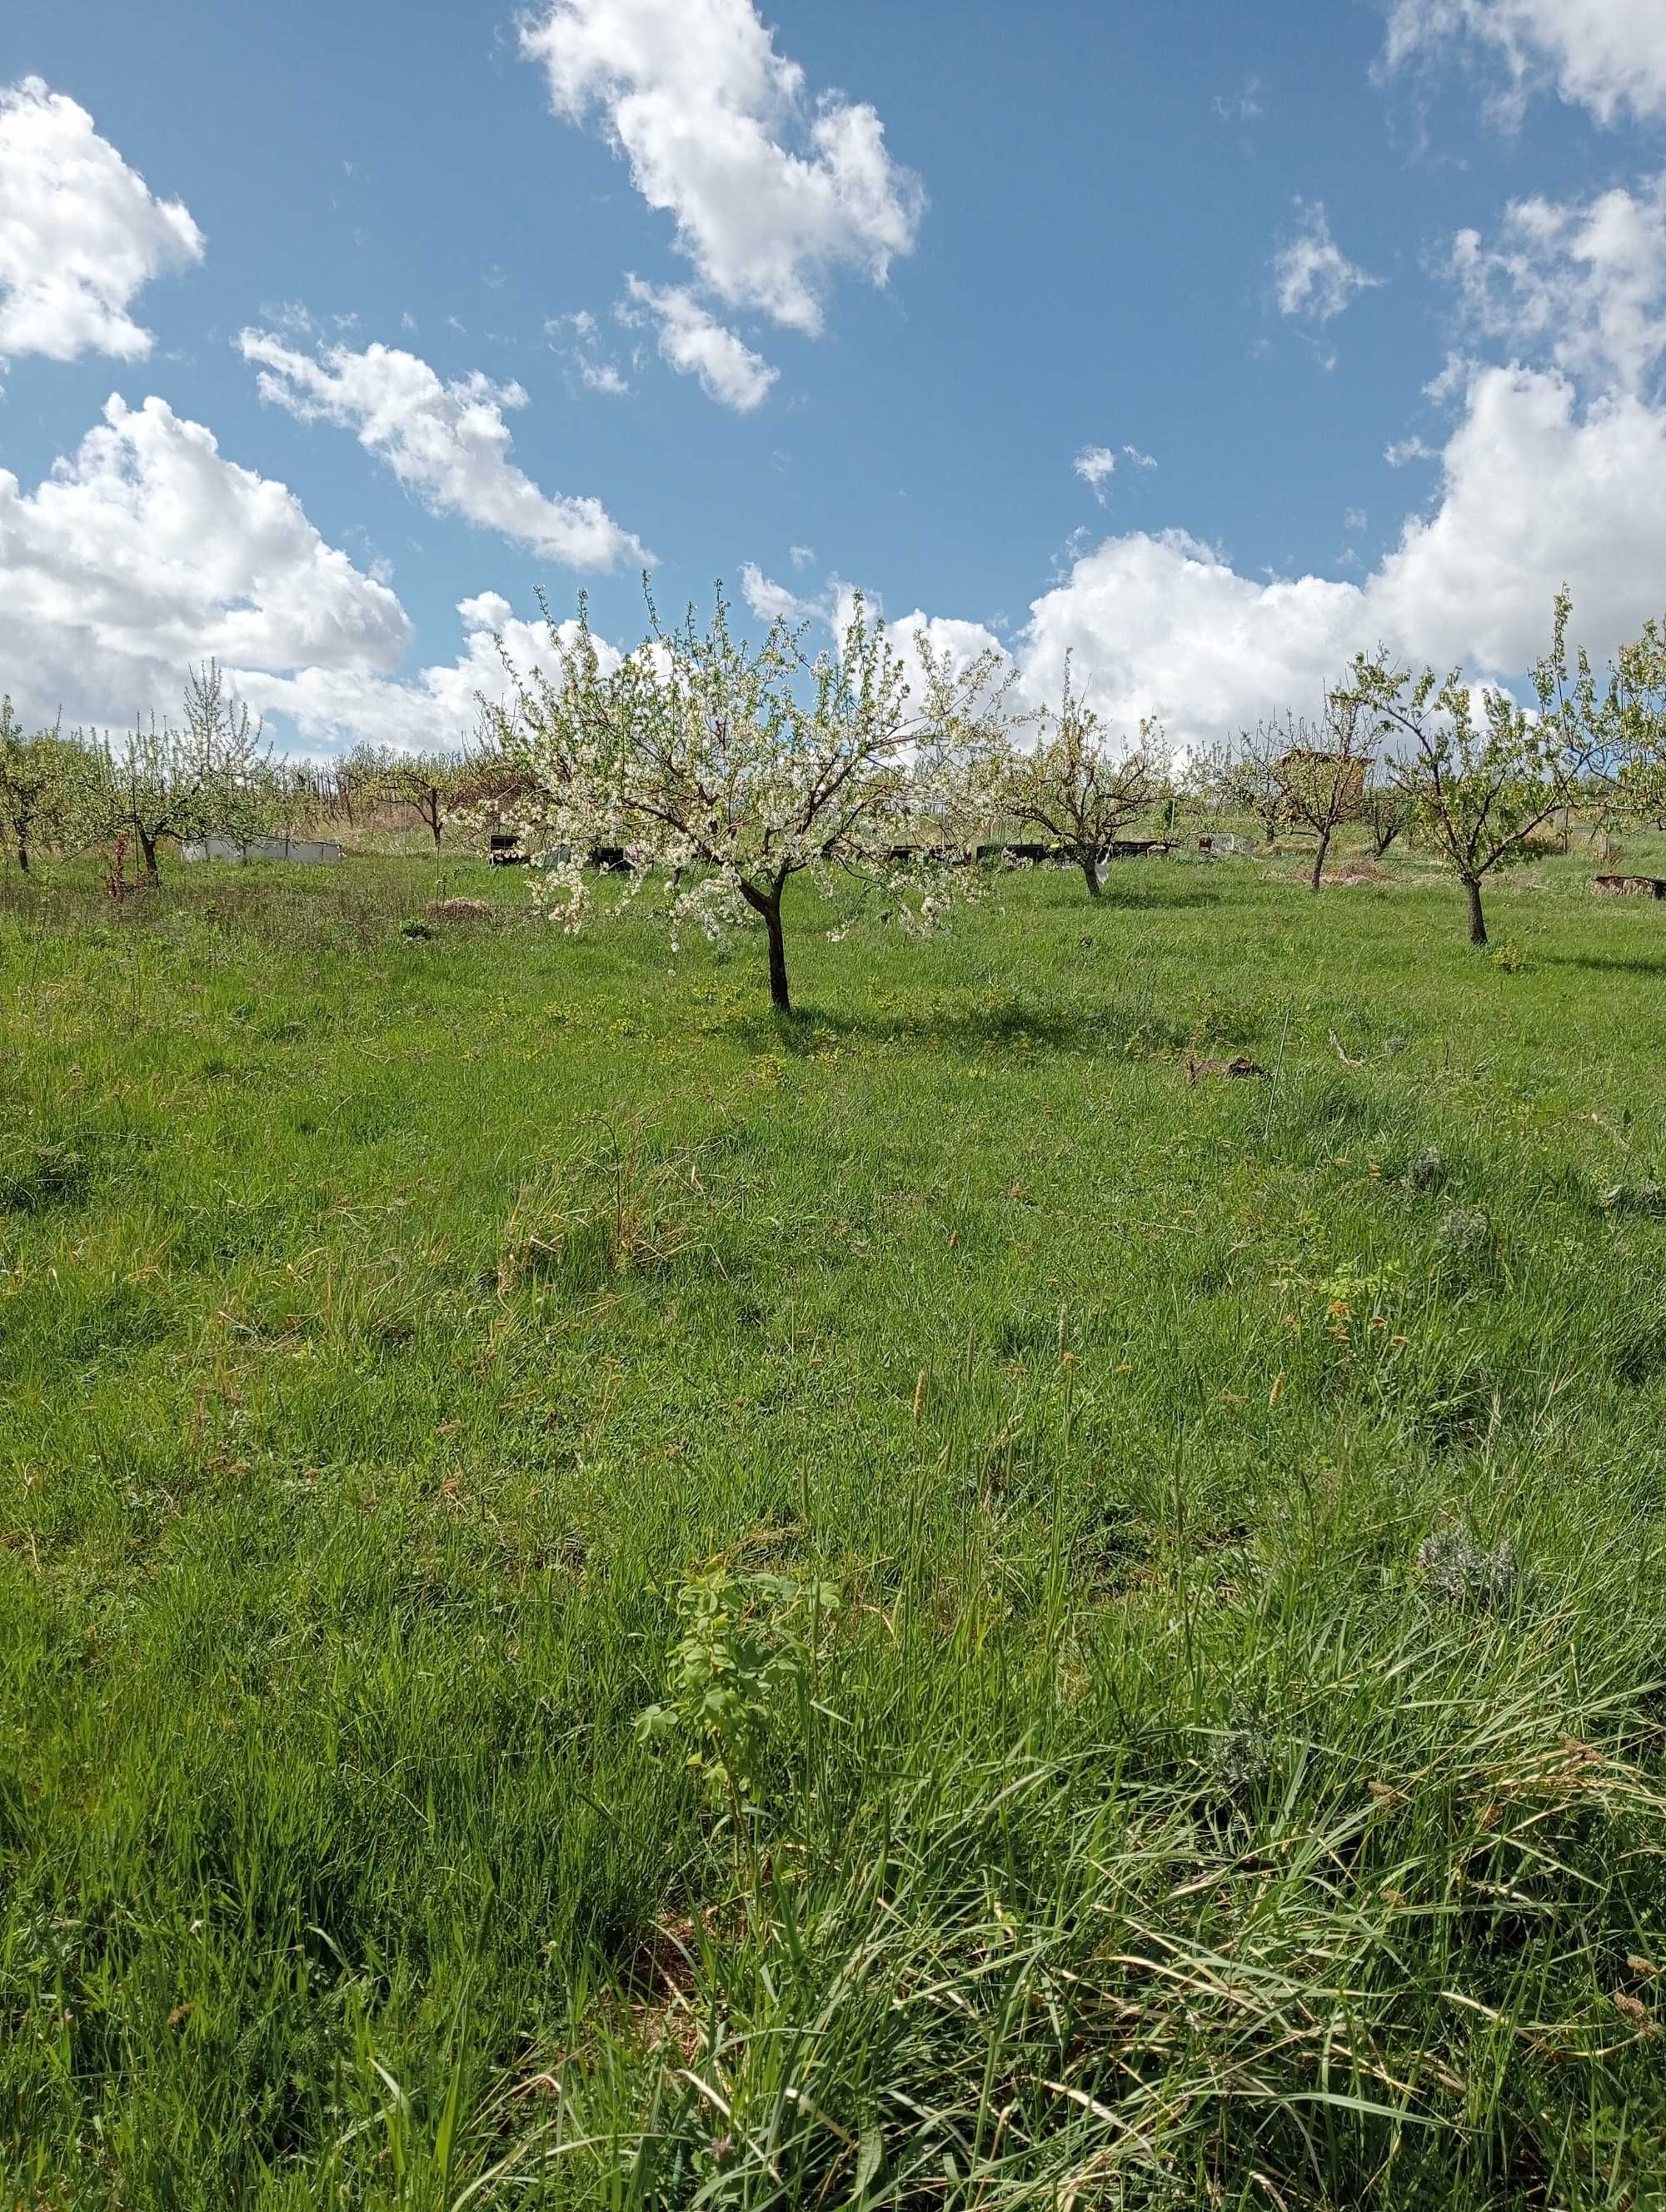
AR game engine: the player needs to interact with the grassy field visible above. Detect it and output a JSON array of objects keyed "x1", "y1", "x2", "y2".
[{"x1": 3, "y1": 838, "x2": 1666, "y2": 2210}]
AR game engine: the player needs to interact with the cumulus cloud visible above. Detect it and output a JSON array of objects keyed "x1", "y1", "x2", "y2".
[
  {"x1": 1018, "y1": 356, "x2": 1666, "y2": 741},
  {"x1": 1383, "y1": 0, "x2": 1666, "y2": 125},
  {"x1": 0, "y1": 76, "x2": 203, "y2": 363},
  {"x1": 296, "y1": 346, "x2": 1666, "y2": 750},
  {"x1": 620, "y1": 276, "x2": 778, "y2": 411},
  {"x1": 1370, "y1": 361, "x2": 1666, "y2": 669},
  {"x1": 919, "y1": 180, "x2": 1666, "y2": 745},
  {"x1": 0, "y1": 393, "x2": 410, "y2": 727},
  {"x1": 1273, "y1": 200, "x2": 1383, "y2": 323},
  {"x1": 235, "y1": 595, "x2": 625, "y2": 751},
  {"x1": 19, "y1": 375, "x2": 1666, "y2": 762},
  {"x1": 238, "y1": 331, "x2": 649, "y2": 567},
  {"x1": 881, "y1": 605, "x2": 1010, "y2": 712},
  {"x1": 738, "y1": 563, "x2": 1008, "y2": 720},
  {"x1": 1021, "y1": 531, "x2": 1364, "y2": 739},
  {"x1": 738, "y1": 560, "x2": 816, "y2": 623},
  {"x1": 520, "y1": 0, "x2": 923, "y2": 336},
  {"x1": 1351, "y1": 181, "x2": 1666, "y2": 670},
  {"x1": 1449, "y1": 176, "x2": 1666, "y2": 396},
  {"x1": 0, "y1": 390, "x2": 632, "y2": 752}
]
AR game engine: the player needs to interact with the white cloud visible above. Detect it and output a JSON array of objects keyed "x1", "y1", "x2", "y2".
[
  {"x1": 547, "y1": 307, "x2": 631, "y2": 393},
  {"x1": 0, "y1": 393, "x2": 410, "y2": 727},
  {"x1": 1384, "y1": 0, "x2": 1666, "y2": 125},
  {"x1": 1342, "y1": 179, "x2": 1666, "y2": 670},
  {"x1": 1369, "y1": 361, "x2": 1666, "y2": 670},
  {"x1": 1073, "y1": 445, "x2": 1118, "y2": 502},
  {"x1": 1344, "y1": 506, "x2": 1368, "y2": 533},
  {"x1": 1075, "y1": 441, "x2": 1157, "y2": 501},
  {"x1": 20, "y1": 366, "x2": 1666, "y2": 765},
  {"x1": 1449, "y1": 176, "x2": 1666, "y2": 396},
  {"x1": 520, "y1": 0, "x2": 923, "y2": 336},
  {"x1": 1017, "y1": 357, "x2": 1666, "y2": 741},
  {"x1": 738, "y1": 565, "x2": 1010, "y2": 744},
  {"x1": 1020, "y1": 172, "x2": 1666, "y2": 740},
  {"x1": 1021, "y1": 531, "x2": 1365, "y2": 740},
  {"x1": 235, "y1": 595, "x2": 625, "y2": 752},
  {"x1": 578, "y1": 356, "x2": 630, "y2": 395},
  {"x1": 620, "y1": 276, "x2": 778, "y2": 411},
  {"x1": 882, "y1": 605, "x2": 1010, "y2": 710},
  {"x1": 739, "y1": 565, "x2": 1007, "y2": 710},
  {"x1": 1273, "y1": 200, "x2": 1383, "y2": 323},
  {"x1": 238, "y1": 331, "x2": 649, "y2": 567},
  {"x1": 789, "y1": 543, "x2": 815, "y2": 570},
  {"x1": 0, "y1": 389, "x2": 635, "y2": 753},
  {"x1": 1213, "y1": 77, "x2": 1266, "y2": 123},
  {"x1": 0, "y1": 77, "x2": 203, "y2": 363},
  {"x1": 738, "y1": 560, "x2": 816, "y2": 622}
]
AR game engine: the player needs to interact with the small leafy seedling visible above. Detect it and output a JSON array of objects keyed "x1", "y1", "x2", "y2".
[{"x1": 636, "y1": 1563, "x2": 839, "y2": 1886}]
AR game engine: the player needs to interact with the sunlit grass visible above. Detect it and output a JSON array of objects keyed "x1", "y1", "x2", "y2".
[{"x1": 2, "y1": 838, "x2": 1664, "y2": 2206}]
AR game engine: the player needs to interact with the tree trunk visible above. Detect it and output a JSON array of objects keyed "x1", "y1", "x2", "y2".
[
  {"x1": 1309, "y1": 830, "x2": 1330, "y2": 892},
  {"x1": 761, "y1": 896, "x2": 791, "y2": 1013},
  {"x1": 739, "y1": 879, "x2": 793, "y2": 1011},
  {"x1": 138, "y1": 828, "x2": 161, "y2": 885},
  {"x1": 16, "y1": 839, "x2": 28, "y2": 874},
  {"x1": 1464, "y1": 874, "x2": 1487, "y2": 946},
  {"x1": 1081, "y1": 855, "x2": 1102, "y2": 899}
]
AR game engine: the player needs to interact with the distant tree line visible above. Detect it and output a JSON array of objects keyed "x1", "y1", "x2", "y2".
[
  {"x1": 479, "y1": 580, "x2": 1666, "y2": 1002},
  {"x1": 5, "y1": 589, "x2": 1664, "y2": 991},
  {"x1": 0, "y1": 666, "x2": 519, "y2": 888}
]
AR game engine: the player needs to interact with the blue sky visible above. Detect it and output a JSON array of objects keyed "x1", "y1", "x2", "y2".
[{"x1": 3, "y1": 0, "x2": 1666, "y2": 750}]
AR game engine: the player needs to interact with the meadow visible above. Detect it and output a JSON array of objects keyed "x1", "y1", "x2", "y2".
[{"x1": 2, "y1": 839, "x2": 1665, "y2": 2210}]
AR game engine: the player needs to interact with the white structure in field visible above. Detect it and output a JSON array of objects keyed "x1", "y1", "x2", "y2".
[{"x1": 181, "y1": 835, "x2": 343, "y2": 864}]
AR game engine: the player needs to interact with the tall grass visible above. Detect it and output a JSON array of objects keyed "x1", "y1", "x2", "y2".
[{"x1": 2, "y1": 839, "x2": 1664, "y2": 2206}]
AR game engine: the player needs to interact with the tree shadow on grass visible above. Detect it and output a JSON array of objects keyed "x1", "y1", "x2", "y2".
[
  {"x1": 1015, "y1": 872, "x2": 1227, "y2": 914},
  {"x1": 1537, "y1": 951, "x2": 1666, "y2": 979},
  {"x1": 737, "y1": 994, "x2": 1197, "y2": 1060},
  {"x1": 1091, "y1": 880, "x2": 1227, "y2": 912}
]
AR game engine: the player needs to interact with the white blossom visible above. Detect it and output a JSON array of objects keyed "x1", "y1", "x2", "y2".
[{"x1": 486, "y1": 585, "x2": 1012, "y2": 1011}]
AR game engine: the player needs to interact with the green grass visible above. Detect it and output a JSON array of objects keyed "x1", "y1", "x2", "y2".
[{"x1": 2, "y1": 839, "x2": 1665, "y2": 2209}]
